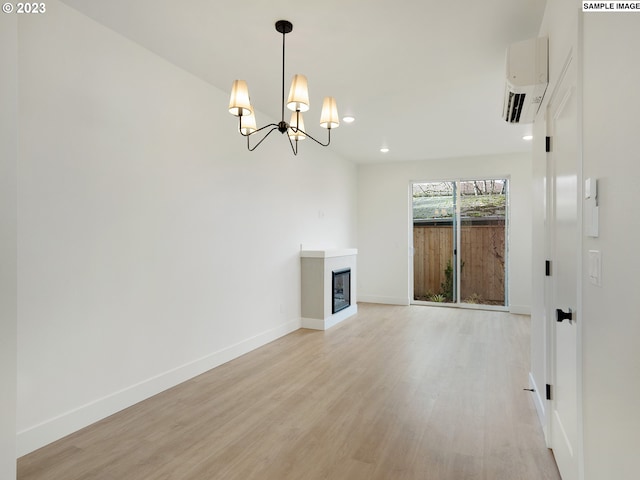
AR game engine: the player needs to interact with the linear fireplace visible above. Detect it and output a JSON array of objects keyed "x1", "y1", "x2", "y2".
[
  {"x1": 300, "y1": 248, "x2": 357, "y2": 330},
  {"x1": 332, "y1": 268, "x2": 351, "y2": 314}
]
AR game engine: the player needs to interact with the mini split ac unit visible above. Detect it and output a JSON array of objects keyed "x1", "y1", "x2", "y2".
[{"x1": 502, "y1": 36, "x2": 548, "y2": 124}]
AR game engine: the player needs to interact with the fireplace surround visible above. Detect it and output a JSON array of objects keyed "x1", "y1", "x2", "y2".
[{"x1": 300, "y1": 249, "x2": 357, "y2": 330}]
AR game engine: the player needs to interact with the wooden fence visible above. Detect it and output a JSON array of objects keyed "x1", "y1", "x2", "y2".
[{"x1": 413, "y1": 222, "x2": 505, "y2": 304}]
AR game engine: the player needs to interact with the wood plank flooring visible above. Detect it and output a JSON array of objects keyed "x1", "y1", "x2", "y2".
[{"x1": 18, "y1": 304, "x2": 561, "y2": 480}]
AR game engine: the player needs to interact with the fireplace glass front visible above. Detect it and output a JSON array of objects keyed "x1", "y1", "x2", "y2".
[{"x1": 332, "y1": 268, "x2": 351, "y2": 314}]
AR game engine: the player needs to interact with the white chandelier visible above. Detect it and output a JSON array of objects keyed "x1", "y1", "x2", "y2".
[{"x1": 228, "y1": 20, "x2": 339, "y2": 155}]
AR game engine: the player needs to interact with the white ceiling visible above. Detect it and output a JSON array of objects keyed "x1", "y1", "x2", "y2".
[{"x1": 60, "y1": 0, "x2": 546, "y2": 164}]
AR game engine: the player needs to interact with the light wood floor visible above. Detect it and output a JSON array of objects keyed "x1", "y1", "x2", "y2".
[{"x1": 18, "y1": 304, "x2": 561, "y2": 480}]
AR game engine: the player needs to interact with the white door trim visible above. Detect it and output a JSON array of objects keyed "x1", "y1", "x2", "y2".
[{"x1": 544, "y1": 48, "x2": 585, "y2": 480}]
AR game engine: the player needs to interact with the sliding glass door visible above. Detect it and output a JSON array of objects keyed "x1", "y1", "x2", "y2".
[
  {"x1": 412, "y1": 182, "x2": 457, "y2": 303},
  {"x1": 412, "y1": 179, "x2": 508, "y2": 308},
  {"x1": 458, "y1": 180, "x2": 508, "y2": 306}
]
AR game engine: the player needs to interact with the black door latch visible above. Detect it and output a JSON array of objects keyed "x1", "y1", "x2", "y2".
[{"x1": 556, "y1": 308, "x2": 573, "y2": 323}]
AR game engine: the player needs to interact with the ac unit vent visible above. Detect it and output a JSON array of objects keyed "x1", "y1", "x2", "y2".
[
  {"x1": 506, "y1": 92, "x2": 526, "y2": 123},
  {"x1": 502, "y1": 37, "x2": 548, "y2": 124}
]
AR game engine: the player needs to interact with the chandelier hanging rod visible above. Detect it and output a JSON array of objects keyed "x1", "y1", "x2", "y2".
[
  {"x1": 279, "y1": 19, "x2": 288, "y2": 128},
  {"x1": 228, "y1": 20, "x2": 339, "y2": 156}
]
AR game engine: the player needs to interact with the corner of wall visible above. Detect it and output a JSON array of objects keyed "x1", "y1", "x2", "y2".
[
  {"x1": 0, "y1": 12, "x2": 18, "y2": 480},
  {"x1": 357, "y1": 296, "x2": 411, "y2": 306},
  {"x1": 509, "y1": 305, "x2": 531, "y2": 315}
]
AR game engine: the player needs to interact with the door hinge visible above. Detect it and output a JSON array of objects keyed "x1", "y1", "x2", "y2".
[
  {"x1": 545, "y1": 260, "x2": 551, "y2": 276},
  {"x1": 545, "y1": 136, "x2": 551, "y2": 153},
  {"x1": 546, "y1": 384, "x2": 552, "y2": 401}
]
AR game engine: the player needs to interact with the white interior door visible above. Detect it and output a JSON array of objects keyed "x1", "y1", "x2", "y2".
[{"x1": 547, "y1": 55, "x2": 581, "y2": 480}]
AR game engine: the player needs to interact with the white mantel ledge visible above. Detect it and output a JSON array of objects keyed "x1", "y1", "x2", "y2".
[{"x1": 300, "y1": 248, "x2": 357, "y2": 258}]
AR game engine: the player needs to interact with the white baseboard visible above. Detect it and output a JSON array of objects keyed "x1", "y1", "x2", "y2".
[
  {"x1": 301, "y1": 304, "x2": 357, "y2": 331},
  {"x1": 17, "y1": 318, "x2": 301, "y2": 457},
  {"x1": 509, "y1": 305, "x2": 531, "y2": 315},
  {"x1": 529, "y1": 371, "x2": 547, "y2": 439},
  {"x1": 300, "y1": 317, "x2": 325, "y2": 330},
  {"x1": 358, "y1": 295, "x2": 410, "y2": 306}
]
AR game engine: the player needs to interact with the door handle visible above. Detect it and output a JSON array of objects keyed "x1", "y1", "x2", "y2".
[{"x1": 556, "y1": 308, "x2": 573, "y2": 323}]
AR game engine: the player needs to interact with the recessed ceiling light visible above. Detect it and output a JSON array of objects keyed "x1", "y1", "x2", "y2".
[
  {"x1": 522, "y1": 135, "x2": 533, "y2": 141},
  {"x1": 343, "y1": 116, "x2": 355, "y2": 124},
  {"x1": 380, "y1": 147, "x2": 389, "y2": 153}
]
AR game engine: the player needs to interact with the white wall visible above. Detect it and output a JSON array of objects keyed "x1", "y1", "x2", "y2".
[
  {"x1": 531, "y1": 2, "x2": 640, "y2": 479},
  {"x1": 357, "y1": 153, "x2": 532, "y2": 312},
  {"x1": 581, "y1": 13, "x2": 640, "y2": 480},
  {"x1": 0, "y1": 12, "x2": 18, "y2": 480},
  {"x1": 17, "y1": 1, "x2": 357, "y2": 456}
]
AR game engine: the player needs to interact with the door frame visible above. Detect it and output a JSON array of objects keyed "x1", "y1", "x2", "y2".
[
  {"x1": 409, "y1": 177, "x2": 510, "y2": 311},
  {"x1": 543, "y1": 48, "x2": 585, "y2": 479}
]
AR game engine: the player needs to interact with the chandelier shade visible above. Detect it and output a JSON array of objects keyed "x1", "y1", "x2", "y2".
[
  {"x1": 228, "y1": 80, "x2": 252, "y2": 117},
  {"x1": 320, "y1": 97, "x2": 340, "y2": 129},
  {"x1": 287, "y1": 75, "x2": 310, "y2": 112},
  {"x1": 228, "y1": 20, "x2": 339, "y2": 155}
]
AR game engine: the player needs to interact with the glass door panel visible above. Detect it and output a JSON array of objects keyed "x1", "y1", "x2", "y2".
[
  {"x1": 412, "y1": 182, "x2": 456, "y2": 304},
  {"x1": 458, "y1": 179, "x2": 507, "y2": 306}
]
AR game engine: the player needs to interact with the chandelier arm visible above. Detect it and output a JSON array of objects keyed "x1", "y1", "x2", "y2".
[
  {"x1": 238, "y1": 119, "x2": 279, "y2": 138},
  {"x1": 246, "y1": 126, "x2": 279, "y2": 151},
  {"x1": 289, "y1": 110, "x2": 300, "y2": 133},
  {"x1": 294, "y1": 127, "x2": 332, "y2": 147},
  {"x1": 289, "y1": 110, "x2": 331, "y2": 147},
  {"x1": 239, "y1": 114, "x2": 278, "y2": 137},
  {"x1": 287, "y1": 134, "x2": 299, "y2": 156}
]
